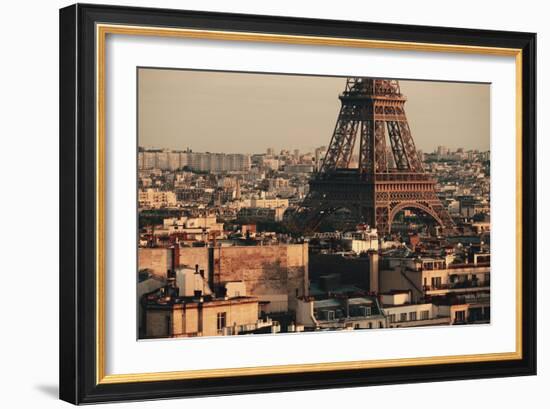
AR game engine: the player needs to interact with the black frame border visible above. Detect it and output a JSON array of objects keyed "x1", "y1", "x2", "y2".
[{"x1": 59, "y1": 3, "x2": 536, "y2": 404}]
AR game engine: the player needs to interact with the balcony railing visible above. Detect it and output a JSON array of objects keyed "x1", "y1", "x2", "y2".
[
  {"x1": 423, "y1": 280, "x2": 490, "y2": 291},
  {"x1": 447, "y1": 262, "x2": 490, "y2": 269}
]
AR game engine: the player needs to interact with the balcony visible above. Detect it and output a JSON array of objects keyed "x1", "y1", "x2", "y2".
[
  {"x1": 423, "y1": 280, "x2": 490, "y2": 293},
  {"x1": 447, "y1": 262, "x2": 490, "y2": 269}
]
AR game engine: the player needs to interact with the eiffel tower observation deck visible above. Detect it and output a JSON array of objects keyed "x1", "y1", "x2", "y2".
[{"x1": 288, "y1": 78, "x2": 455, "y2": 235}]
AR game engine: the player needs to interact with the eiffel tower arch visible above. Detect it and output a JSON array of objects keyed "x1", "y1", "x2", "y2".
[{"x1": 289, "y1": 78, "x2": 455, "y2": 235}]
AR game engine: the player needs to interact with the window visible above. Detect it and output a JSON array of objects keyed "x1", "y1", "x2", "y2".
[
  {"x1": 216, "y1": 312, "x2": 227, "y2": 331},
  {"x1": 431, "y1": 277, "x2": 442, "y2": 288},
  {"x1": 420, "y1": 310, "x2": 429, "y2": 320},
  {"x1": 368, "y1": 322, "x2": 373, "y2": 329},
  {"x1": 400, "y1": 313, "x2": 407, "y2": 322},
  {"x1": 388, "y1": 314, "x2": 396, "y2": 323},
  {"x1": 409, "y1": 311, "x2": 417, "y2": 321},
  {"x1": 455, "y1": 310, "x2": 466, "y2": 323}
]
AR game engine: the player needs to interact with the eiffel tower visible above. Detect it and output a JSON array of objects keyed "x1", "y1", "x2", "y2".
[{"x1": 290, "y1": 77, "x2": 455, "y2": 235}]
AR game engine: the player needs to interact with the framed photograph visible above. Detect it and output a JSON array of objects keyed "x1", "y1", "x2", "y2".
[{"x1": 59, "y1": 3, "x2": 536, "y2": 404}]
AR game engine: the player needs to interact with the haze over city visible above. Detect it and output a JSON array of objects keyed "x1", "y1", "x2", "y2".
[{"x1": 138, "y1": 68, "x2": 490, "y2": 154}]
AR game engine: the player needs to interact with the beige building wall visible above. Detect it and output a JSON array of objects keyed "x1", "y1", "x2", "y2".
[
  {"x1": 213, "y1": 244, "x2": 309, "y2": 313},
  {"x1": 449, "y1": 304, "x2": 469, "y2": 324},
  {"x1": 178, "y1": 247, "x2": 210, "y2": 272},
  {"x1": 145, "y1": 300, "x2": 259, "y2": 338},
  {"x1": 421, "y1": 269, "x2": 451, "y2": 287},
  {"x1": 296, "y1": 299, "x2": 317, "y2": 327},
  {"x1": 139, "y1": 248, "x2": 172, "y2": 277},
  {"x1": 176, "y1": 306, "x2": 199, "y2": 335},
  {"x1": 139, "y1": 247, "x2": 210, "y2": 278},
  {"x1": 200, "y1": 301, "x2": 259, "y2": 337},
  {"x1": 384, "y1": 303, "x2": 440, "y2": 323},
  {"x1": 140, "y1": 244, "x2": 309, "y2": 313},
  {"x1": 379, "y1": 268, "x2": 423, "y2": 302}
]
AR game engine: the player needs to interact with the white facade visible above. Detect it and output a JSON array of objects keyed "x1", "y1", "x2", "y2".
[
  {"x1": 138, "y1": 188, "x2": 177, "y2": 208},
  {"x1": 161, "y1": 216, "x2": 224, "y2": 236},
  {"x1": 379, "y1": 292, "x2": 410, "y2": 306},
  {"x1": 138, "y1": 150, "x2": 251, "y2": 172},
  {"x1": 249, "y1": 197, "x2": 289, "y2": 210},
  {"x1": 383, "y1": 303, "x2": 448, "y2": 327},
  {"x1": 225, "y1": 281, "x2": 247, "y2": 298},
  {"x1": 342, "y1": 238, "x2": 379, "y2": 254},
  {"x1": 175, "y1": 268, "x2": 213, "y2": 297}
]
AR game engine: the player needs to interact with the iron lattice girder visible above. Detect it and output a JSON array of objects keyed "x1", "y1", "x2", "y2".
[
  {"x1": 320, "y1": 78, "x2": 424, "y2": 174},
  {"x1": 294, "y1": 77, "x2": 456, "y2": 234}
]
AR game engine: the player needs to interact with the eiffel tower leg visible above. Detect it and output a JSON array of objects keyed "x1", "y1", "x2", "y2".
[
  {"x1": 297, "y1": 78, "x2": 458, "y2": 237},
  {"x1": 360, "y1": 206, "x2": 375, "y2": 228},
  {"x1": 375, "y1": 206, "x2": 390, "y2": 235},
  {"x1": 428, "y1": 202, "x2": 456, "y2": 234},
  {"x1": 386, "y1": 199, "x2": 456, "y2": 236}
]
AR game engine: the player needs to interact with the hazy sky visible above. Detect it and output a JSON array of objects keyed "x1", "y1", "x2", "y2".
[{"x1": 138, "y1": 68, "x2": 490, "y2": 154}]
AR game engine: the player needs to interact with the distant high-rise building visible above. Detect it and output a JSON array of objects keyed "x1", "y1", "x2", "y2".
[
  {"x1": 143, "y1": 151, "x2": 157, "y2": 169},
  {"x1": 436, "y1": 145, "x2": 450, "y2": 158},
  {"x1": 235, "y1": 179, "x2": 241, "y2": 200},
  {"x1": 138, "y1": 149, "x2": 251, "y2": 172},
  {"x1": 314, "y1": 146, "x2": 327, "y2": 171},
  {"x1": 156, "y1": 151, "x2": 170, "y2": 170},
  {"x1": 167, "y1": 152, "x2": 181, "y2": 170}
]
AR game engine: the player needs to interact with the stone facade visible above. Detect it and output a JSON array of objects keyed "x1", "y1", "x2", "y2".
[
  {"x1": 211, "y1": 244, "x2": 309, "y2": 313},
  {"x1": 139, "y1": 244, "x2": 309, "y2": 314},
  {"x1": 144, "y1": 298, "x2": 259, "y2": 338},
  {"x1": 138, "y1": 248, "x2": 172, "y2": 277}
]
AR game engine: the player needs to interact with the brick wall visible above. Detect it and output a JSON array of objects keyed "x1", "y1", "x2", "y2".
[
  {"x1": 138, "y1": 248, "x2": 171, "y2": 277},
  {"x1": 139, "y1": 244, "x2": 309, "y2": 313},
  {"x1": 213, "y1": 244, "x2": 308, "y2": 312}
]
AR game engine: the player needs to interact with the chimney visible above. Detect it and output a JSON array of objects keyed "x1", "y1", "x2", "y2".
[
  {"x1": 368, "y1": 250, "x2": 379, "y2": 294},
  {"x1": 171, "y1": 245, "x2": 180, "y2": 272},
  {"x1": 166, "y1": 277, "x2": 178, "y2": 298}
]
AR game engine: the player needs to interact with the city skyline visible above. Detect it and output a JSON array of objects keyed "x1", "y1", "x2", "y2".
[
  {"x1": 138, "y1": 144, "x2": 488, "y2": 155},
  {"x1": 137, "y1": 76, "x2": 491, "y2": 340},
  {"x1": 138, "y1": 68, "x2": 490, "y2": 154}
]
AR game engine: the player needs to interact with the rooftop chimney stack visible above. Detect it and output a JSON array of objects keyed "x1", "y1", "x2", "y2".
[{"x1": 368, "y1": 250, "x2": 380, "y2": 294}]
